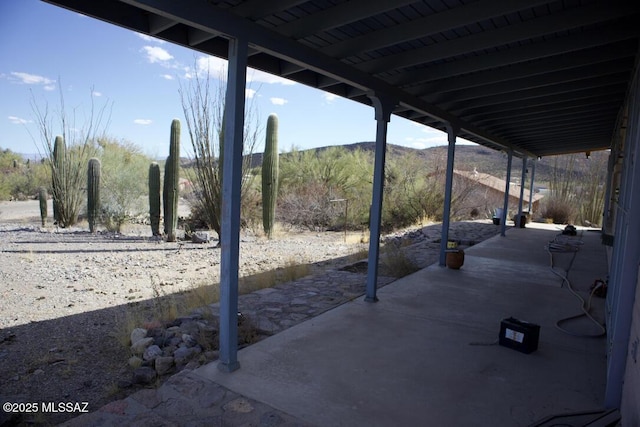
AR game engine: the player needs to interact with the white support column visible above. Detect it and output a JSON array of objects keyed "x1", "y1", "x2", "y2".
[
  {"x1": 528, "y1": 160, "x2": 536, "y2": 214},
  {"x1": 365, "y1": 94, "x2": 395, "y2": 303},
  {"x1": 218, "y1": 37, "x2": 248, "y2": 373},
  {"x1": 439, "y1": 124, "x2": 458, "y2": 266},
  {"x1": 516, "y1": 156, "x2": 527, "y2": 227},
  {"x1": 500, "y1": 150, "x2": 513, "y2": 237}
]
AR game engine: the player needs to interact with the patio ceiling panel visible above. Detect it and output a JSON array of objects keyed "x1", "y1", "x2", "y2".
[{"x1": 43, "y1": 0, "x2": 640, "y2": 157}]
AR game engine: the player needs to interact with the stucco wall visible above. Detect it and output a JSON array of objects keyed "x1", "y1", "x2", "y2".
[{"x1": 621, "y1": 266, "x2": 640, "y2": 424}]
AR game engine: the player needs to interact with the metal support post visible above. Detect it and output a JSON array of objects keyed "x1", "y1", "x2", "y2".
[
  {"x1": 528, "y1": 160, "x2": 536, "y2": 214},
  {"x1": 500, "y1": 150, "x2": 513, "y2": 237},
  {"x1": 439, "y1": 124, "x2": 458, "y2": 266},
  {"x1": 516, "y1": 156, "x2": 527, "y2": 227},
  {"x1": 365, "y1": 94, "x2": 395, "y2": 303},
  {"x1": 218, "y1": 37, "x2": 248, "y2": 373}
]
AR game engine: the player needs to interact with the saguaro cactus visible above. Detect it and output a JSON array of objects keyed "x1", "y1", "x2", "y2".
[
  {"x1": 87, "y1": 158, "x2": 101, "y2": 233},
  {"x1": 163, "y1": 119, "x2": 181, "y2": 242},
  {"x1": 38, "y1": 187, "x2": 48, "y2": 227},
  {"x1": 261, "y1": 113, "x2": 279, "y2": 238},
  {"x1": 52, "y1": 135, "x2": 65, "y2": 223},
  {"x1": 149, "y1": 162, "x2": 161, "y2": 236}
]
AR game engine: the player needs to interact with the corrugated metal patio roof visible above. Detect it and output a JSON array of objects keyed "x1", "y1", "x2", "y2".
[{"x1": 43, "y1": 0, "x2": 640, "y2": 157}]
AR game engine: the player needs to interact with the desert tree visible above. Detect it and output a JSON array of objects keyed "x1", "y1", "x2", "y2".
[
  {"x1": 94, "y1": 137, "x2": 152, "y2": 232},
  {"x1": 30, "y1": 82, "x2": 111, "y2": 227},
  {"x1": 179, "y1": 60, "x2": 262, "y2": 238},
  {"x1": 576, "y1": 151, "x2": 607, "y2": 226},
  {"x1": 278, "y1": 146, "x2": 374, "y2": 230},
  {"x1": 542, "y1": 154, "x2": 580, "y2": 223}
]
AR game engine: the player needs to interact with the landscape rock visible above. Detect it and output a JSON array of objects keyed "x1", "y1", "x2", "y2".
[
  {"x1": 130, "y1": 328, "x2": 147, "y2": 345},
  {"x1": 173, "y1": 346, "x2": 198, "y2": 366},
  {"x1": 192, "y1": 231, "x2": 209, "y2": 243},
  {"x1": 132, "y1": 367, "x2": 156, "y2": 385},
  {"x1": 143, "y1": 345, "x2": 162, "y2": 361},
  {"x1": 130, "y1": 337, "x2": 154, "y2": 355},
  {"x1": 155, "y1": 356, "x2": 174, "y2": 375},
  {"x1": 182, "y1": 333, "x2": 197, "y2": 347}
]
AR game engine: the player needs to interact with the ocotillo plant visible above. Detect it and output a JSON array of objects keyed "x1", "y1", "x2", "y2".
[
  {"x1": 149, "y1": 162, "x2": 161, "y2": 236},
  {"x1": 261, "y1": 113, "x2": 279, "y2": 238},
  {"x1": 52, "y1": 135, "x2": 65, "y2": 224},
  {"x1": 163, "y1": 119, "x2": 181, "y2": 242},
  {"x1": 87, "y1": 158, "x2": 101, "y2": 233},
  {"x1": 38, "y1": 187, "x2": 48, "y2": 227}
]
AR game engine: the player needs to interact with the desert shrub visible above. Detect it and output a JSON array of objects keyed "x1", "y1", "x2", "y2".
[
  {"x1": 278, "y1": 146, "x2": 374, "y2": 230},
  {"x1": 95, "y1": 138, "x2": 151, "y2": 232},
  {"x1": 278, "y1": 180, "x2": 338, "y2": 230},
  {"x1": 575, "y1": 151, "x2": 607, "y2": 226},
  {"x1": 180, "y1": 61, "x2": 261, "y2": 238},
  {"x1": 541, "y1": 196, "x2": 575, "y2": 224},
  {"x1": 0, "y1": 150, "x2": 51, "y2": 201},
  {"x1": 380, "y1": 242, "x2": 419, "y2": 278},
  {"x1": 277, "y1": 146, "x2": 456, "y2": 232},
  {"x1": 381, "y1": 153, "x2": 444, "y2": 230},
  {"x1": 240, "y1": 177, "x2": 263, "y2": 231}
]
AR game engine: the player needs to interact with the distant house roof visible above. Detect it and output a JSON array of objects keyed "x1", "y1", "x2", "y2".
[{"x1": 454, "y1": 169, "x2": 544, "y2": 203}]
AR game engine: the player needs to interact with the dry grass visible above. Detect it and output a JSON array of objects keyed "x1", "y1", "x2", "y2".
[
  {"x1": 111, "y1": 309, "x2": 147, "y2": 350},
  {"x1": 240, "y1": 270, "x2": 277, "y2": 293},
  {"x1": 380, "y1": 242, "x2": 419, "y2": 278},
  {"x1": 113, "y1": 254, "x2": 315, "y2": 352},
  {"x1": 278, "y1": 257, "x2": 311, "y2": 283},
  {"x1": 347, "y1": 246, "x2": 369, "y2": 264},
  {"x1": 180, "y1": 282, "x2": 219, "y2": 318}
]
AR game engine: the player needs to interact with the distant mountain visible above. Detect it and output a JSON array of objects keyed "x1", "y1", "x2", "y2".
[{"x1": 182, "y1": 141, "x2": 607, "y2": 186}]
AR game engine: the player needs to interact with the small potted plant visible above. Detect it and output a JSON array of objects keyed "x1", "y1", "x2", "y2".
[{"x1": 445, "y1": 241, "x2": 465, "y2": 269}]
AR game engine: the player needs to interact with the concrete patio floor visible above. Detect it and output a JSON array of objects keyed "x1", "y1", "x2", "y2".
[{"x1": 197, "y1": 223, "x2": 609, "y2": 426}]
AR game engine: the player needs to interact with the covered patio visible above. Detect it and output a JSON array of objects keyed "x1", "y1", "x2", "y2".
[
  {"x1": 43, "y1": 0, "x2": 640, "y2": 423},
  {"x1": 64, "y1": 222, "x2": 613, "y2": 426},
  {"x1": 197, "y1": 223, "x2": 609, "y2": 426}
]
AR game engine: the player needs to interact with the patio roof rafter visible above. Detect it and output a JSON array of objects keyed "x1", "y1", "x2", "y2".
[
  {"x1": 357, "y1": 0, "x2": 637, "y2": 75},
  {"x1": 109, "y1": 0, "x2": 532, "y2": 158}
]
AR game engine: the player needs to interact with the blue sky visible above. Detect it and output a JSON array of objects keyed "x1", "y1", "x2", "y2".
[{"x1": 1, "y1": 0, "x2": 467, "y2": 158}]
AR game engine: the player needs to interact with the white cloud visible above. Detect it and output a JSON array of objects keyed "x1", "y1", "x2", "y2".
[
  {"x1": 161, "y1": 74, "x2": 174, "y2": 80},
  {"x1": 270, "y1": 97, "x2": 288, "y2": 106},
  {"x1": 92, "y1": 91, "x2": 102, "y2": 97},
  {"x1": 137, "y1": 33, "x2": 166, "y2": 44},
  {"x1": 10, "y1": 72, "x2": 55, "y2": 86},
  {"x1": 44, "y1": 85, "x2": 56, "y2": 91},
  {"x1": 196, "y1": 55, "x2": 227, "y2": 76},
  {"x1": 408, "y1": 140, "x2": 427, "y2": 149},
  {"x1": 248, "y1": 69, "x2": 296, "y2": 86},
  {"x1": 8, "y1": 116, "x2": 30, "y2": 125},
  {"x1": 141, "y1": 46, "x2": 173, "y2": 63},
  {"x1": 404, "y1": 135, "x2": 445, "y2": 149},
  {"x1": 134, "y1": 119, "x2": 153, "y2": 125},
  {"x1": 322, "y1": 93, "x2": 339, "y2": 103},
  {"x1": 194, "y1": 55, "x2": 296, "y2": 86},
  {"x1": 245, "y1": 88, "x2": 256, "y2": 99}
]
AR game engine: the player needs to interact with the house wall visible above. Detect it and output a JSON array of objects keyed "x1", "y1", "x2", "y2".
[
  {"x1": 452, "y1": 176, "x2": 538, "y2": 219},
  {"x1": 621, "y1": 266, "x2": 640, "y2": 424},
  {"x1": 609, "y1": 60, "x2": 640, "y2": 420}
]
